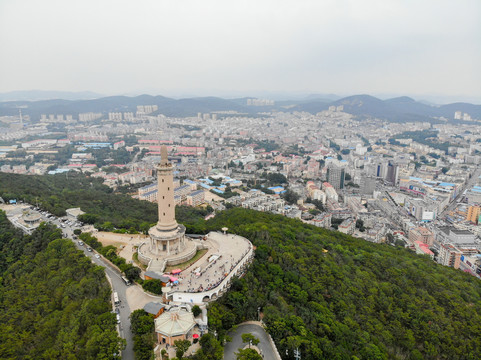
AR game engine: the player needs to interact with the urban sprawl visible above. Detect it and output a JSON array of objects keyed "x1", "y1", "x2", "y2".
[{"x1": 1, "y1": 103, "x2": 481, "y2": 278}]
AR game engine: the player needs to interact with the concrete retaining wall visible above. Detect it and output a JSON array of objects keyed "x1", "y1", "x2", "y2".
[
  {"x1": 137, "y1": 243, "x2": 151, "y2": 266},
  {"x1": 96, "y1": 231, "x2": 149, "y2": 243},
  {"x1": 164, "y1": 244, "x2": 201, "y2": 266}
]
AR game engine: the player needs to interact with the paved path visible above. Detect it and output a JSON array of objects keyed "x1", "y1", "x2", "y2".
[
  {"x1": 125, "y1": 283, "x2": 164, "y2": 311},
  {"x1": 173, "y1": 232, "x2": 250, "y2": 293},
  {"x1": 224, "y1": 323, "x2": 280, "y2": 360},
  {"x1": 71, "y1": 230, "x2": 135, "y2": 360}
]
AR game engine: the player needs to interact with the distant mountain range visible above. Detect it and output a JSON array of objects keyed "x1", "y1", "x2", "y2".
[
  {"x1": 290, "y1": 94, "x2": 481, "y2": 122},
  {"x1": 0, "y1": 93, "x2": 480, "y2": 123}
]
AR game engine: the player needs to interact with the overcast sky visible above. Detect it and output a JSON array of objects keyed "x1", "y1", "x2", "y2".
[{"x1": 1, "y1": 0, "x2": 480, "y2": 102}]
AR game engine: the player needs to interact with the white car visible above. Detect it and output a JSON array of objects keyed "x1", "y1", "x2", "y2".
[{"x1": 95, "y1": 254, "x2": 100, "y2": 259}]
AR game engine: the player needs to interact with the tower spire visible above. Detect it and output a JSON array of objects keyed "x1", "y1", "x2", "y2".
[{"x1": 160, "y1": 145, "x2": 169, "y2": 166}]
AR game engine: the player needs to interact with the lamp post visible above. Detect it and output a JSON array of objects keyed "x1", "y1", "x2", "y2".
[{"x1": 286, "y1": 348, "x2": 301, "y2": 360}]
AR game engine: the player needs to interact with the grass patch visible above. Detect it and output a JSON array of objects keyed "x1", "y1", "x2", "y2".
[
  {"x1": 132, "y1": 251, "x2": 147, "y2": 270},
  {"x1": 164, "y1": 249, "x2": 208, "y2": 273}
]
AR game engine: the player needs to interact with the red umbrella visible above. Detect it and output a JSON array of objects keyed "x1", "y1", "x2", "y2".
[{"x1": 193, "y1": 334, "x2": 200, "y2": 339}]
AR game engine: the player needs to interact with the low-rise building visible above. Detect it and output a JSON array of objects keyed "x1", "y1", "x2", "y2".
[
  {"x1": 309, "y1": 212, "x2": 332, "y2": 229},
  {"x1": 436, "y1": 227, "x2": 479, "y2": 254},
  {"x1": 339, "y1": 217, "x2": 356, "y2": 235},
  {"x1": 186, "y1": 190, "x2": 205, "y2": 206},
  {"x1": 364, "y1": 223, "x2": 385, "y2": 243},
  {"x1": 155, "y1": 308, "x2": 197, "y2": 346},
  {"x1": 414, "y1": 241, "x2": 435, "y2": 259},
  {"x1": 66, "y1": 207, "x2": 85, "y2": 221},
  {"x1": 143, "y1": 302, "x2": 165, "y2": 319},
  {"x1": 409, "y1": 227, "x2": 434, "y2": 246},
  {"x1": 466, "y1": 205, "x2": 481, "y2": 224}
]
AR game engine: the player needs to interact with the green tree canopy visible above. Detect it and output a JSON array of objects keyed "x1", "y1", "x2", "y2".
[
  {"x1": 235, "y1": 348, "x2": 262, "y2": 360},
  {"x1": 192, "y1": 305, "x2": 202, "y2": 317},
  {"x1": 0, "y1": 212, "x2": 125, "y2": 359},
  {"x1": 241, "y1": 333, "x2": 260, "y2": 348},
  {"x1": 203, "y1": 208, "x2": 481, "y2": 360},
  {"x1": 193, "y1": 333, "x2": 224, "y2": 360},
  {"x1": 174, "y1": 339, "x2": 191, "y2": 359}
]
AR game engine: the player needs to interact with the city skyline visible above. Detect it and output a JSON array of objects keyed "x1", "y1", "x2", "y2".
[{"x1": 1, "y1": 0, "x2": 480, "y2": 103}]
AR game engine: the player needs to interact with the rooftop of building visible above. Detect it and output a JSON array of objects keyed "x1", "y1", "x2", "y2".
[
  {"x1": 144, "y1": 302, "x2": 165, "y2": 315},
  {"x1": 155, "y1": 308, "x2": 196, "y2": 337},
  {"x1": 413, "y1": 226, "x2": 433, "y2": 235}
]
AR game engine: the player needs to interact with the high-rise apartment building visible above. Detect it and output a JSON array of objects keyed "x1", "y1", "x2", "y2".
[
  {"x1": 466, "y1": 206, "x2": 481, "y2": 224},
  {"x1": 327, "y1": 165, "x2": 345, "y2": 190}
]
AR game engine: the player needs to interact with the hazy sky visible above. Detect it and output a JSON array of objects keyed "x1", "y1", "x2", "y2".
[{"x1": 1, "y1": 0, "x2": 480, "y2": 101}]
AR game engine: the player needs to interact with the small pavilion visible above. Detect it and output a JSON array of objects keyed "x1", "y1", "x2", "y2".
[{"x1": 155, "y1": 308, "x2": 196, "y2": 346}]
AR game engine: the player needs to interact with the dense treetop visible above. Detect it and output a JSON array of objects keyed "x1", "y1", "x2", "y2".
[
  {"x1": 0, "y1": 211, "x2": 124, "y2": 359},
  {"x1": 0, "y1": 173, "x2": 207, "y2": 233},
  {"x1": 2, "y1": 173, "x2": 481, "y2": 359},
  {"x1": 201, "y1": 208, "x2": 481, "y2": 360}
]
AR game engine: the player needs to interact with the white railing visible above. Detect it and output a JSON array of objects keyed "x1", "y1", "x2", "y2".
[{"x1": 170, "y1": 236, "x2": 254, "y2": 303}]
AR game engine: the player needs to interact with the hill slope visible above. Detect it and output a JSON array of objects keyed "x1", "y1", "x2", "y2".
[
  {"x1": 203, "y1": 208, "x2": 481, "y2": 360},
  {"x1": 292, "y1": 94, "x2": 481, "y2": 123},
  {"x1": 1, "y1": 173, "x2": 481, "y2": 359},
  {"x1": 0, "y1": 212, "x2": 124, "y2": 359},
  {"x1": 0, "y1": 94, "x2": 255, "y2": 118}
]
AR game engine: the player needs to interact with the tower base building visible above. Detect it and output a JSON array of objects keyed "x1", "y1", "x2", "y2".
[{"x1": 149, "y1": 224, "x2": 186, "y2": 255}]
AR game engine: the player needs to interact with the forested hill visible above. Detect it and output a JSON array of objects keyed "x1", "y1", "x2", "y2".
[
  {"x1": 2, "y1": 173, "x2": 481, "y2": 358},
  {"x1": 0, "y1": 172, "x2": 208, "y2": 233},
  {"x1": 0, "y1": 211, "x2": 124, "y2": 359},
  {"x1": 202, "y1": 208, "x2": 481, "y2": 360}
]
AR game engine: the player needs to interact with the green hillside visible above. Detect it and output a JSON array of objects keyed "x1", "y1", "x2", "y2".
[
  {"x1": 0, "y1": 172, "x2": 158, "y2": 231},
  {"x1": 203, "y1": 208, "x2": 481, "y2": 360},
  {"x1": 0, "y1": 173, "x2": 207, "y2": 233},
  {"x1": 0, "y1": 211, "x2": 124, "y2": 359},
  {"x1": 1, "y1": 173, "x2": 481, "y2": 359}
]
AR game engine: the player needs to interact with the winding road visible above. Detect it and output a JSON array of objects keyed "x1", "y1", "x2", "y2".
[
  {"x1": 224, "y1": 322, "x2": 280, "y2": 360},
  {"x1": 5, "y1": 206, "x2": 136, "y2": 360}
]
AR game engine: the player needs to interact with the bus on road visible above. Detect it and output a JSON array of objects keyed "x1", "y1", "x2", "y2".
[
  {"x1": 121, "y1": 276, "x2": 131, "y2": 286},
  {"x1": 113, "y1": 291, "x2": 120, "y2": 305}
]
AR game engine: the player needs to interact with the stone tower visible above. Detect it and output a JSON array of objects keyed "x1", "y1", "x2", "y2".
[
  {"x1": 156, "y1": 145, "x2": 178, "y2": 231},
  {"x1": 148, "y1": 145, "x2": 186, "y2": 255}
]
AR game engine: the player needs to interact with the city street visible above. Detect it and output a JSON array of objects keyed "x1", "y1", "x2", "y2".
[{"x1": 440, "y1": 166, "x2": 481, "y2": 218}]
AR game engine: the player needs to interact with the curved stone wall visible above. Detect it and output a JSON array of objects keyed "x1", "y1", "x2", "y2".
[
  {"x1": 170, "y1": 236, "x2": 254, "y2": 304},
  {"x1": 137, "y1": 243, "x2": 152, "y2": 266},
  {"x1": 165, "y1": 243, "x2": 207, "y2": 266}
]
